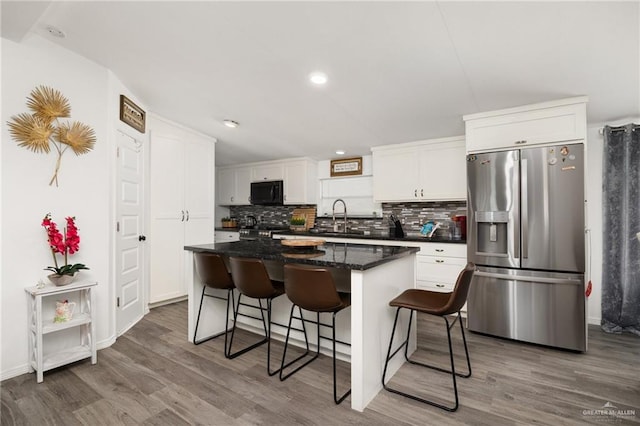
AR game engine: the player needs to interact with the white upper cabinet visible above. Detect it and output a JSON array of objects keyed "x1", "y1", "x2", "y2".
[
  {"x1": 283, "y1": 159, "x2": 317, "y2": 204},
  {"x1": 463, "y1": 96, "x2": 588, "y2": 153},
  {"x1": 217, "y1": 158, "x2": 317, "y2": 206},
  {"x1": 372, "y1": 136, "x2": 466, "y2": 202},
  {"x1": 252, "y1": 163, "x2": 284, "y2": 181},
  {"x1": 217, "y1": 166, "x2": 251, "y2": 206}
]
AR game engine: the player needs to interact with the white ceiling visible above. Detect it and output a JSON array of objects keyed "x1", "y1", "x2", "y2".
[{"x1": 3, "y1": 1, "x2": 639, "y2": 166}]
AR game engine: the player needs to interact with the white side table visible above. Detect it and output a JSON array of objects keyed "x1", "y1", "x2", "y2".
[{"x1": 25, "y1": 281, "x2": 97, "y2": 383}]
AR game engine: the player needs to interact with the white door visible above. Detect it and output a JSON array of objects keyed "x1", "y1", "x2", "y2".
[{"x1": 116, "y1": 131, "x2": 146, "y2": 335}]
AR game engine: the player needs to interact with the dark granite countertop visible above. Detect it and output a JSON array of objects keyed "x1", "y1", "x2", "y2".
[
  {"x1": 184, "y1": 239, "x2": 419, "y2": 270},
  {"x1": 275, "y1": 230, "x2": 466, "y2": 244}
]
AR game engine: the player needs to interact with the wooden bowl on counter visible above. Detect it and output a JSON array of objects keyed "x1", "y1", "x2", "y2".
[{"x1": 280, "y1": 238, "x2": 326, "y2": 248}]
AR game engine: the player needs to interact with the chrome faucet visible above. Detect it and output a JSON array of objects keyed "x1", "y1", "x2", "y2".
[{"x1": 332, "y1": 199, "x2": 347, "y2": 233}]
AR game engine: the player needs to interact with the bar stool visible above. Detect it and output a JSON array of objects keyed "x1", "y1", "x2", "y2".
[
  {"x1": 227, "y1": 257, "x2": 285, "y2": 376},
  {"x1": 279, "y1": 264, "x2": 352, "y2": 405},
  {"x1": 382, "y1": 262, "x2": 475, "y2": 412},
  {"x1": 192, "y1": 252, "x2": 235, "y2": 357}
]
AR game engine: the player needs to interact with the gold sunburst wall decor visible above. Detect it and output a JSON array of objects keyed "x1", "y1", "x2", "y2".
[{"x1": 7, "y1": 85, "x2": 96, "y2": 186}]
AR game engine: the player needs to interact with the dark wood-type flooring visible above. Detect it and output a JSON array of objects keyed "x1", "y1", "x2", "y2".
[{"x1": 2, "y1": 301, "x2": 639, "y2": 425}]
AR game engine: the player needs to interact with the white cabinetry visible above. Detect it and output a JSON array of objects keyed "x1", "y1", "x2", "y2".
[
  {"x1": 283, "y1": 159, "x2": 317, "y2": 204},
  {"x1": 217, "y1": 158, "x2": 317, "y2": 206},
  {"x1": 415, "y1": 243, "x2": 467, "y2": 293},
  {"x1": 372, "y1": 136, "x2": 466, "y2": 202},
  {"x1": 217, "y1": 166, "x2": 251, "y2": 205},
  {"x1": 149, "y1": 116, "x2": 215, "y2": 304},
  {"x1": 252, "y1": 163, "x2": 284, "y2": 181},
  {"x1": 214, "y1": 230, "x2": 240, "y2": 242},
  {"x1": 25, "y1": 281, "x2": 97, "y2": 383},
  {"x1": 464, "y1": 96, "x2": 588, "y2": 153}
]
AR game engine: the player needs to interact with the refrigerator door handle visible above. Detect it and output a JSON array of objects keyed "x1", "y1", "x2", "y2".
[
  {"x1": 474, "y1": 270, "x2": 582, "y2": 285},
  {"x1": 521, "y1": 158, "x2": 528, "y2": 259}
]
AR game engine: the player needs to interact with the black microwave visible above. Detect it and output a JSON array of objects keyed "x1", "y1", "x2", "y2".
[{"x1": 250, "y1": 180, "x2": 284, "y2": 205}]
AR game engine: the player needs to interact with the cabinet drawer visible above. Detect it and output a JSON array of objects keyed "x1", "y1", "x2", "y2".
[
  {"x1": 416, "y1": 280, "x2": 454, "y2": 293},
  {"x1": 214, "y1": 231, "x2": 239, "y2": 242},
  {"x1": 417, "y1": 256, "x2": 467, "y2": 282},
  {"x1": 418, "y1": 243, "x2": 466, "y2": 258}
]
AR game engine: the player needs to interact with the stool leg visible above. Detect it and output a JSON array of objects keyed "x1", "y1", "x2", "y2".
[
  {"x1": 382, "y1": 309, "x2": 469, "y2": 412},
  {"x1": 332, "y1": 311, "x2": 351, "y2": 404},
  {"x1": 266, "y1": 298, "x2": 282, "y2": 376},
  {"x1": 279, "y1": 305, "x2": 315, "y2": 381},
  {"x1": 382, "y1": 307, "x2": 404, "y2": 389},
  {"x1": 222, "y1": 289, "x2": 235, "y2": 357},
  {"x1": 227, "y1": 294, "x2": 268, "y2": 359},
  {"x1": 193, "y1": 286, "x2": 207, "y2": 344},
  {"x1": 194, "y1": 286, "x2": 235, "y2": 346},
  {"x1": 458, "y1": 313, "x2": 472, "y2": 378}
]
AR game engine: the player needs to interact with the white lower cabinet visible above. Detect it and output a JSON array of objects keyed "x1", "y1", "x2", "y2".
[
  {"x1": 25, "y1": 281, "x2": 97, "y2": 383},
  {"x1": 214, "y1": 231, "x2": 240, "y2": 242}
]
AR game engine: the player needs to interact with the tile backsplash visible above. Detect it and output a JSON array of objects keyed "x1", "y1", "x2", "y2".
[
  {"x1": 229, "y1": 201, "x2": 466, "y2": 237},
  {"x1": 228, "y1": 205, "x2": 315, "y2": 228}
]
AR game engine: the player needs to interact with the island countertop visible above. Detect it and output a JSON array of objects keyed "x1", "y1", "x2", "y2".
[{"x1": 185, "y1": 239, "x2": 419, "y2": 270}]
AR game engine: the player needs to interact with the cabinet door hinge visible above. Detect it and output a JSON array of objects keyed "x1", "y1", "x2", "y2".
[{"x1": 116, "y1": 297, "x2": 120, "y2": 307}]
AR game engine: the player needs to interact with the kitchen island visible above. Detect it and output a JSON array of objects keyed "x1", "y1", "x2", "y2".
[{"x1": 184, "y1": 239, "x2": 419, "y2": 411}]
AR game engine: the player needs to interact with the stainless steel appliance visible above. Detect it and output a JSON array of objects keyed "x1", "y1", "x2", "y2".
[
  {"x1": 250, "y1": 180, "x2": 283, "y2": 205},
  {"x1": 239, "y1": 225, "x2": 288, "y2": 240},
  {"x1": 466, "y1": 143, "x2": 586, "y2": 351}
]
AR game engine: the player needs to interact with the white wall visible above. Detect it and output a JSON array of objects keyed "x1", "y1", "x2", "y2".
[{"x1": 0, "y1": 34, "x2": 147, "y2": 380}]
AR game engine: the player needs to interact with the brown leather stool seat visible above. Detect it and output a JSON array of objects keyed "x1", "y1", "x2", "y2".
[
  {"x1": 279, "y1": 264, "x2": 352, "y2": 405},
  {"x1": 382, "y1": 262, "x2": 475, "y2": 412},
  {"x1": 227, "y1": 257, "x2": 285, "y2": 376},
  {"x1": 192, "y1": 253, "x2": 235, "y2": 357}
]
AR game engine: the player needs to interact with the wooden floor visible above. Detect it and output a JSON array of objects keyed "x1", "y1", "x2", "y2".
[{"x1": 2, "y1": 301, "x2": 639, "y2": 425}]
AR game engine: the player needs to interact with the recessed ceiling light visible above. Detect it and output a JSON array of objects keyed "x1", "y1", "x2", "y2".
[
  {"x1": 335, "y1": 150, "x2": 345, "y2": 155},
  {"x1": 223, "y1": 120, "x2": 239, "y2": 128},
  {"x1": 46, "y1": 25, "x2": 66, "y2": 38},
  {"x1": 309, "y1": 71, "x2": 328, "y2": 85}
]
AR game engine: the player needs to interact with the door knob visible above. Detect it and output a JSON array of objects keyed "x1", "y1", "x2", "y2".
[{"x1": 138, "y1": 235, "x2": 147, "y2": 241}]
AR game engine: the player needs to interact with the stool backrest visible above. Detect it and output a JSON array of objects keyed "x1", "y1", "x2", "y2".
[
  {"x1": 284, "y1": 264, "x2": 343, "y2": 312},
  {"x1": 442, "y1": 262, "x2": 475, "y2": 315},
  {"x1": 194, "y1": 252, "x2": 234, "y2": 289},
  {"x1": 229, "y1": 257, "x2": 277, "y2": 298}
]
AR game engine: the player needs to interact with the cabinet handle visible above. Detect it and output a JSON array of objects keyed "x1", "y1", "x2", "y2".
[
  {"x1": 435, "y1": 259, "x2": 445, "y2": 263},
  {"x1": 284, "y1": 195, "x2": 287, "y2": 201},
  {"x1": 181, "y1": 210, "x2": 185, "y2": 222},
  {"x1": 436, "y1": 284, "x2": 445, "y2": 288},
  {"x1": 414, "y1": 189, "x2": 418, "y2": 198},
  {"x1": 435, "y1": 248, "x2": 444, "y2": 252},
  {"x1": 514, "y1": 140, "x2": 527, "y2": 145},
  {"x1": 231, "y1": 196, "x2": 234, "y2": 202},
  {"x1": 421, "y1": 189, "x2": 424, "y2": 197},
  {"x1": 186, "y1": 210, "x2": 189, "y2": 221}
]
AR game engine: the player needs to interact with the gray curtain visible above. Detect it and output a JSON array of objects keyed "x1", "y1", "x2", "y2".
[{"x1": 601, "y1": 123, "x2": 640, "y2": 335}]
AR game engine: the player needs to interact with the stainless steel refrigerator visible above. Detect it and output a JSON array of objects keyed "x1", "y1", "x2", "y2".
[{"x1": 466, "y1": 143, "x2": 587, "y2": 351}]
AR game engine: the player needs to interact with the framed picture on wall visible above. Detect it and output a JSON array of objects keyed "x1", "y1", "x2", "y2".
[
  {"x1": 119, "y1": 95, "x2": 146, "y2": 133},
  {"x1": 330, "y1": 157, "x2": 363, "y2": 177}
]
